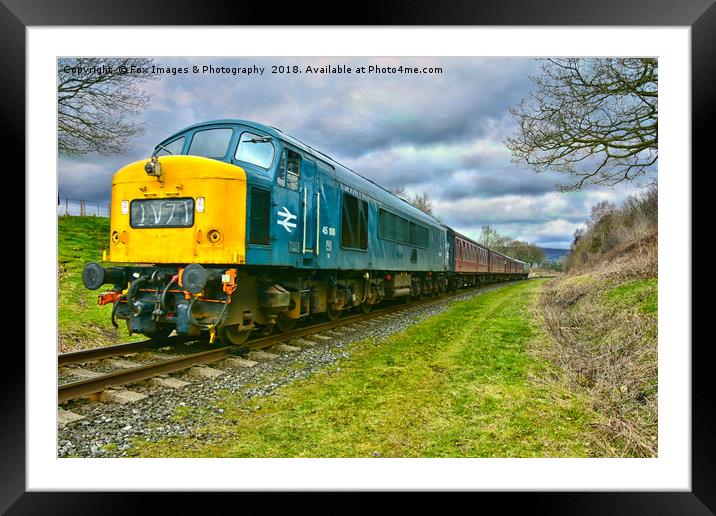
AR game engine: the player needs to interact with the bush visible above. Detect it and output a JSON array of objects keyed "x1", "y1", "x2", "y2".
[{"x1": 565, "y1": 187, "x2": 657, "y2": 272}]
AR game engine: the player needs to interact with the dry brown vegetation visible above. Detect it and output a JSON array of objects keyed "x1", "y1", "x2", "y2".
[{"x1": 535, "y1": 188, "x2": 658, "y2": 457}]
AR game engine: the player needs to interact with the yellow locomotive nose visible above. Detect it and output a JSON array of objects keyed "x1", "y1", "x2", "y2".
[{"x1": 108, "y1": 155, "x2": 247, "y2": 265}]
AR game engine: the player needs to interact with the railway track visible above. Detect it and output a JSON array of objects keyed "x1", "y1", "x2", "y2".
[{"x1": 57, "y1": 282, "x2": 517, "y2": 405}]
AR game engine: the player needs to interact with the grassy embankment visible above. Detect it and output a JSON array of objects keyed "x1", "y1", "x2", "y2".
[
  {"x1": 58, "y1": 215, "x2": 141, "y2": 352},
  {"x1": 136, "y1": 279, "x2": 603, "y2": 458},
  {"x1": 537, "y1": 189, "x2": 658, "y2": 457},
  {"x1": 537, "y1": 240, "x2": 657, "y2": 457}
]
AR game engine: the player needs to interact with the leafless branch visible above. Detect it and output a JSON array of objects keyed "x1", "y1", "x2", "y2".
[
  {"x1": 58, "y1": 58, "x2": 159, "y2": 156},
  {"x1": 505, "y1": 58, "x2": 657, "y2": 191}
]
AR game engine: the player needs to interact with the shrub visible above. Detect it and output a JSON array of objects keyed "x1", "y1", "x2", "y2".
[{"x1": 565, "y1": 187, "x2": 657, "y2": 273}]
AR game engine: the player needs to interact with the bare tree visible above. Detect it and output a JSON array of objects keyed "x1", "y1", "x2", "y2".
[
  {"x1": 478, "y1": 225, "x2": 513, "y2": 251},
  {"x1": 390, "y1": 188, "x2": 436, "y2": 217},
  {"x1": 58, "y1": 58, "x2": 157, "y2": 156},
  {"x1": 505, "y1": 58, "x2": 657, "y2": 191},
  {"x1": 409, "y1": 192, "x2": 434, "y2": 217}
]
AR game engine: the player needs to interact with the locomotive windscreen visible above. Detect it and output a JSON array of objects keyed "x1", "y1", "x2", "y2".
[{"x1": 130, "y1": 198, "x2": 195, "y2": 228}]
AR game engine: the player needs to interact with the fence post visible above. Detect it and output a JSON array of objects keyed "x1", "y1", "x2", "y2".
[
  {"x1": 80, "y1": 200, "x2": 85, "y2": 216},
  {"x1": 65, "y1": 198, "x2": 68, "y2": 216}
]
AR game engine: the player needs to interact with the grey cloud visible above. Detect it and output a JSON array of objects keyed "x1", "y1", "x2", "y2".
[
  {"x1": 436, "y1": 169, "x2": 562, "y2": 200},
  {"x1": 141, "y1": 57, "x2": 540, "y2": 160},
  {"x1": 59, "y1": 155, "x2": 130, "y2": 201}
]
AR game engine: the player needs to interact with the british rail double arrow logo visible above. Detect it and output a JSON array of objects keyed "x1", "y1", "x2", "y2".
[{"x1": 277, "y1": 207, "x2": 297, "y2": 232}]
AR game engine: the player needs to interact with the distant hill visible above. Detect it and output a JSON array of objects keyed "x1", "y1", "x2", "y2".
[{"x1": 540, "y1": 247, "x2": 569, "y2": 262}]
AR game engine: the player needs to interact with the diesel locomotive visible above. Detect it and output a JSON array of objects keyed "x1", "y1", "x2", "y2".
[{"x1": 82, "y1": 120, "x2": 529, "y2": 345}]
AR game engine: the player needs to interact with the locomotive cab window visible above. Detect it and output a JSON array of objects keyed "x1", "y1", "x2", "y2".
[
  {"x1": 155, "y1": 137, "x2": 185, "y2": 156},
  {"x1": 277, "y1": 148, "x2": 301, "y2": 191},
  {"x1": 235, "y1": 132, "x2": 275, "y2": 169},
  {"x1": 187, "y1": 128, "x2": 233, "y2": 159},
  {"x1": 341, "y1": 193, "x2": 368, "y2": 250}
]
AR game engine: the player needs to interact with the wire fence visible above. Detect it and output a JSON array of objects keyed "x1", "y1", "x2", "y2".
[{"x1": 58, "y1": 197, "x2": 111, "y2": 218}]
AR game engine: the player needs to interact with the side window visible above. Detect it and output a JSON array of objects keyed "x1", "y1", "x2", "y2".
[
  {"x1": 155, "y1": 137, "x2": 185, "y2": 156},
  {"x1": 235, "y1": 132, "x2": 275, "y2": 169},
  {"x1": 341, "y1": 193, "x2": 368, "y2": 250},
  {"x1": 277, "y1": 148, "x2": 301, "y2": 191}
]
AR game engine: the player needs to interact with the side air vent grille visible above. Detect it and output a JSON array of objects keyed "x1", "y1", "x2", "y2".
[{"x1": 248, "y1": 188, "x2": 270, "y2": 245}]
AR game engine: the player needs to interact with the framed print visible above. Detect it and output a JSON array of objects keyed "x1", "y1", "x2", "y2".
[{"x1": 6, "y1": 0, "x2": 712, "y2": 513}]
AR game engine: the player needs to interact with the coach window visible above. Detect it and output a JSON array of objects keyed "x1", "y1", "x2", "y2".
[
  {"x1": 235, "y1": 132, "x2": 275, "y2": 169},
  {"x1": 277, "y1": 148, "x2": 301, "y2": 191},
  {"x1": 341, "y1": 193, "x2": 368, "y2": 250},
  {"x1": 187, "y1": 128, "x2": 233, "y2": 159}
]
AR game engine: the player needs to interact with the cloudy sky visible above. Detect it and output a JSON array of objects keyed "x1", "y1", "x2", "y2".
[{"x1": 58, "y1": 57, "x2": 654, "y2": 249}]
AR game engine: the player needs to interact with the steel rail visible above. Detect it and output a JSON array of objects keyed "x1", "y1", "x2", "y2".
[{"x1": 58, "y1": 335, "x2": 193, "y2": 367}]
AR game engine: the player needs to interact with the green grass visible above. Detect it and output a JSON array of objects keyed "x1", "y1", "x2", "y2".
[
  {"x1": 135, "y1": 279, "x2": 600, "y2": 458},
  {"x1": 603, "y1": 278, "x2": 658, "y2": 315},
  {"x1": 58, "y1": 215, "x2": 140, "y2": 352}
]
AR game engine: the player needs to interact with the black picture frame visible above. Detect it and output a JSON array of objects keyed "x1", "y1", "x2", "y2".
[{"x1": 7, "y1": 0, "x2": 711, "y2": 513}]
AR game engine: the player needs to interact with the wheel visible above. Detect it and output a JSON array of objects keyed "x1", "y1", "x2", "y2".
[
  {"x1": 325, "y1": 306, "x2": 342, "y2": 321},
  {"x1": 276, "y1": 315, "x2": 297, "y2": 333},
  {"x1": 217, "y1": 324, "x2": 251, "y2": 346},
  {"x1": 359, "y1": 302, "x2": 372, "y2": 314}
]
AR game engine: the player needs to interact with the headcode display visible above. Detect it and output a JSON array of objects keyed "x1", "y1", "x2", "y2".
[{"x1": 130, "y1": 198, "x2": 195, "y2": 228}]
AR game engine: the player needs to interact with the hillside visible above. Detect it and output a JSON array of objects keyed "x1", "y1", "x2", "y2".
[
  {"x1": 536, "y1": 189, "x2": 658, "y2": 456},
  {"x1": 540, "y1": 247, "x2": 569, "y2": 262}
]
